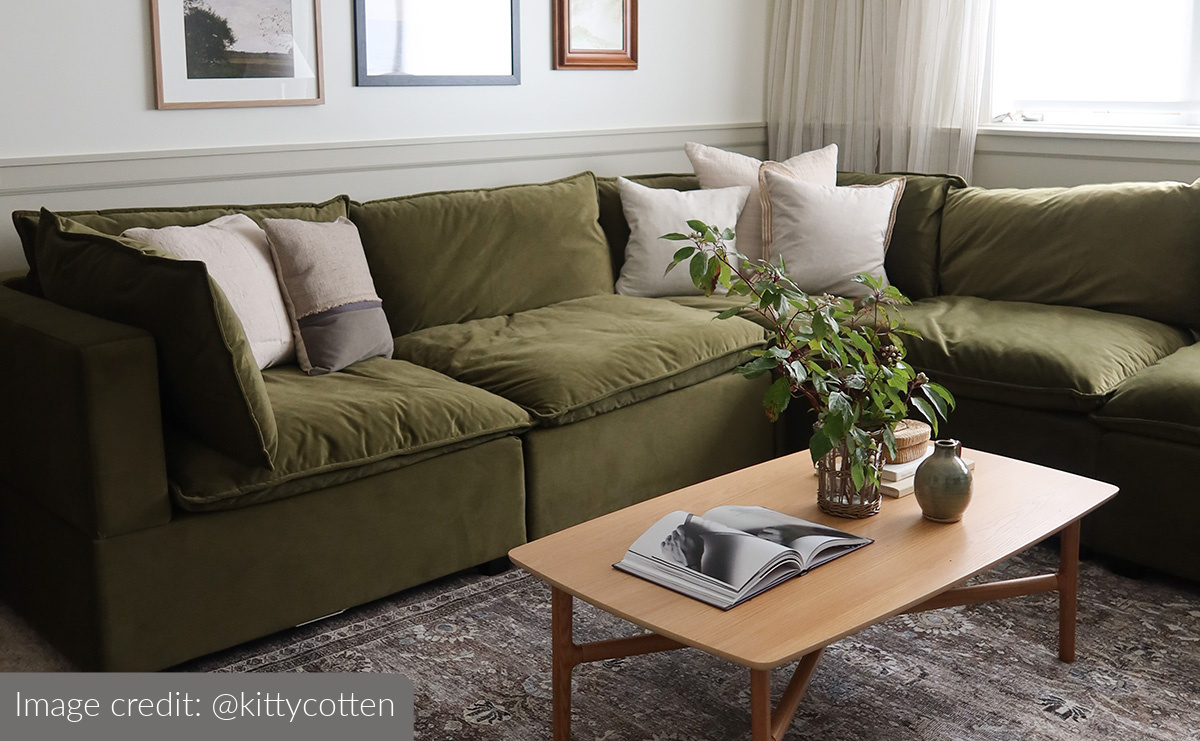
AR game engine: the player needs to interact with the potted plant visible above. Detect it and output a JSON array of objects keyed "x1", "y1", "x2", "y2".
[{"x1": 664, "y1": 221, "x2": 954, "y2": 518}]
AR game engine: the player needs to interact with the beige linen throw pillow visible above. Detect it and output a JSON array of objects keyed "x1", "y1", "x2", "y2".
[
  {"x1": 123, "y1": 214, "x2": 295, "y2": 369},
  {"x1": 685, "y1": 142, "x2": 838, "y2": 261},
  {"x1": 760, "y1": 162, "x2": 905, "y2": 298},
  {"x1": 263, "y1": 217, "x2": 394, "y2": 375}
]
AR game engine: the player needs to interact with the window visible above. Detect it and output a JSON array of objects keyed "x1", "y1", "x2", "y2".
[{"x1": 988, "y1": 0, "x2": 1200, "y2": 128}]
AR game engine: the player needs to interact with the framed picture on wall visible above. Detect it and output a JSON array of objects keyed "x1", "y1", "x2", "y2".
[
  {"x1": 354, "y1": 0, "x2": 521, "y2": 86},
  {"x1": 150, "y1": 0, "x2": 324, "y2": 109},
  {"x1": 553, "y1": 0, "x2": 637, "y2": 70}
]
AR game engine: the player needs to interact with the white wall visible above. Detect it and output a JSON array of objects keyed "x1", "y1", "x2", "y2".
[{"x1": 0, "y1": 0, "x2": 771, "y2": 271}]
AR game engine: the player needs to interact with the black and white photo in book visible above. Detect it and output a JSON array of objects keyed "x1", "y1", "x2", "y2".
[{"x1": 614, "y1": 505, "x2": 872, "y2": 609}]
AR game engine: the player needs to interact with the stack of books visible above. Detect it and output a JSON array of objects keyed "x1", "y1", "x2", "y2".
[{"x1": 879, "y1": 445, "x2": 975, "y2": 498}]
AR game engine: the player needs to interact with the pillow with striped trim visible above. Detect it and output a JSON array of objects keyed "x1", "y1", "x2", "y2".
[{"x1": 759, "y1": 163, "x2": 905, "y2": 299}]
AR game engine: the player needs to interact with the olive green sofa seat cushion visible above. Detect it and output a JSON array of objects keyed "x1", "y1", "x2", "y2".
[
  {"x1": 14, "y1": 196, "x2": 349, "y2": 295},
  {"x1": 350, "y1": 173, "x2": 613, "y2": 336},
  {"x1": 391, "y1": 294, "x2": 764, "y2": 426},
  {"x1": 940, "y1": 181, "x2": 1200, "y2": 329},
  {"x1": 168, "y1": 358, "x2": 532, "y2": 512},
  {"x1": 1092, "y1": 343, "x2": 1200, "y2": 446},
  {"x1": 901, "y1": 296, "x2": 1192, "y2": 412}
]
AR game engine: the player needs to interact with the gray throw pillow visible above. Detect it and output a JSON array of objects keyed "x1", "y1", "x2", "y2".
[{"x1": 263, "y1": 217, "x2": 394, "y2": 375}]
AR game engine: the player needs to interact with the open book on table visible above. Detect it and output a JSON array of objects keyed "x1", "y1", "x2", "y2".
[{"x1": 613, "y1": 505, "x2": 872, "y2": 610}]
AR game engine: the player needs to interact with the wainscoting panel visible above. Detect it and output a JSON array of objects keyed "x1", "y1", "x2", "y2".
[
  {"x1": 0, "y1": 123, "x2": 767, "y2": 272},
  {"x1": 973, "y1": 128, "x2": 1200, "y2": 188}
]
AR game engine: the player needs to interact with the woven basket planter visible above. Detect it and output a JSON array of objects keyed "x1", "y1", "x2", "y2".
[{"x1": 815, "y1": 431, "x2": 887, "y2": 518}]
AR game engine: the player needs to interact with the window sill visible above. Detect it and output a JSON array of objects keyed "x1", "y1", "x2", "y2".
[{"x1": 977, "y1": 123, "x2": 1200, "y2": 145}]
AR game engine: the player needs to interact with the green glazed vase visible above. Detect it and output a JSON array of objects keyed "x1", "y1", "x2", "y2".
[{"x1": 913, "y1": 439, "x2": 973, "y2": 523}]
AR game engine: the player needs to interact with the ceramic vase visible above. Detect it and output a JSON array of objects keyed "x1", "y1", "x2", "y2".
[{"x1": 913, "y1": 439, "x2": 973, "y2": 523}]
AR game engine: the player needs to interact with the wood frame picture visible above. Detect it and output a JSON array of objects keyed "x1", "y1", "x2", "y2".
[
  {"x1": 150, "y1": 0, "x2": 324, "y2": 109},
  {"x1": 553, "y1": 0, "x2": 637, "y2": 70},
  {"x1": 354, "y1": 0, "x2": 521, "y2": 87}
]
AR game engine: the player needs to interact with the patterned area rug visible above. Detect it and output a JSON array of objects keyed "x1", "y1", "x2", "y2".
[{"x1": 183, "y1": 546, "x2": 1200, "y2": 740}]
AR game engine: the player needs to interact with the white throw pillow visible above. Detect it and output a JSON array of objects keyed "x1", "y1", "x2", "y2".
[
  {"x1": 614, "y1": 177, "x2": 750, "y2": 298},
  {"x1": 123, "y1": 214, "x2": 295, "y2": 369},
  {"x1": 759, "y1": 162, "x2": 905, "y2": 299},
  {"x1": 685, "y1": 141, "x2": 838, "y2": 262}
]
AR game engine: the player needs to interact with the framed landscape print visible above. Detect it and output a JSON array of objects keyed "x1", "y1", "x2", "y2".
[
  {"x1": 553, "y1": 0, "x2": 637, "y2": 70},
  {"x1": 354, "y1": 0, "x2": 520, "y2": 86},
  {"x1": 150, "y1": 0, "x2": 324, "y2": 109}
]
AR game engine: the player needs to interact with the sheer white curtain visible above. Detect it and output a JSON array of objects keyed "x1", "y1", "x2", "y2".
[{"x1": 767, "y1": 0, "x2": 991, "y2": 180}]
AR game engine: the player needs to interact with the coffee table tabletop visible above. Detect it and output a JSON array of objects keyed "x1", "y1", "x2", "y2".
[{"x1": 512, "y1": 448, "x2": 1114, "y2": 669}]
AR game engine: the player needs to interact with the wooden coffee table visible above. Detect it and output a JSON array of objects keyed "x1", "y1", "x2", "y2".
[{"x1": 509, "y1": 448, "x2": 1118, "y2": 740}]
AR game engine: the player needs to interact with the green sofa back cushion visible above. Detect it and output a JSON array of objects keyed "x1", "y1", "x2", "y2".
[
  {"x1": 597, "y1": 173, "x2": 701, "y2": 279},
  {"x1": 350, "y1": 173, "x2": 613, "y2": 336},
  {"x1": 939, "y1": 181, "x2": 1200, "y2": 328},
  {"x1": 13, "y1": 196, "x2": 350, "y2": 296},
  {"x1": 35, "y1": 211, "x2": 278, "y2": 469},
  {"x1": 836, "y1": 171, "x2": 965, "y2": 301}
]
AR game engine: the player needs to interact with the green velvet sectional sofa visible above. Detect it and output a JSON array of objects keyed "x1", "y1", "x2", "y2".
[{"x1": 2, "y1": 167, "x2": 1197, "y2": 673}]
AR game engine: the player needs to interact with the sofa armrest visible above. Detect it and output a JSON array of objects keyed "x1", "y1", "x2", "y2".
[{"x1": 0, "y1": 274, "x2": 171, "y2": 537}]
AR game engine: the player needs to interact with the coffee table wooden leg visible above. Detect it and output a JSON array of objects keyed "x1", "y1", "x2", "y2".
[
  {"x1": 750, "y1": 668, "x2": 773, "y2": 741},
  {"x1": 772, "y1": 649, "x2": 823, "y2": 739},
  {"x1": 749, "y1": 649, "x2": 824, "y2": 741},
  {"x1": 552, "y1": 587, "x2": 578, "y2": 741},
  {"x1": 1058, "y1": 519, "x2": 1080, "y2": 663}
]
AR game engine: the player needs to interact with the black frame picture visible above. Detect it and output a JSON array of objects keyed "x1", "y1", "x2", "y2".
[{"x1": 354, "y1": 0, "x2": 521, "y2": 87}]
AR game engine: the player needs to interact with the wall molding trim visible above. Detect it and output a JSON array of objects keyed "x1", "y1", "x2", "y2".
[
  {"x1": 0, "y1": 123, "x2": 767, "y2": 198},
  {"x1": 975, "y1": 129, "x2": 1200, "y2": 166}
]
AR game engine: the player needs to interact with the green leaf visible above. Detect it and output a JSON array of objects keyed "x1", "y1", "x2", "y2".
[
  {"x1": 921, "y1": 384, "x2": 949, "y2": 419},
  {"x1": 672, "y1": 246, "x2": 696, "y2": 261},
  {"x1": 689, "y1": 252, "x2": 708, "y2": 287},
  {"x1": 785, "y1": 360, "x2": 808, "y2": 385},
  {"x1": 686, "y1": 219, "x2": 710, "y2": 233},
  {"x1": 928, "y1": 382, "x2": 956, "y2": 411},
  {"x1": 721, "y1": 227, "x2": 737, "y2": 241},
  {"x1": 661, "y1": 233, "x2": 691, "y2": 241},
  {"x1": 705, "y1": 255, "x2": 722, "y2": 291},
  {"x1": 882, "y1": 426, "x2": 898, "y2": 458},
  {"x1": 846, "y1": 332, "x2": 874, "y2": 356},
  {"x1": 850, "y1": 461, "x2": 865, "y2": 490},
  {"x1": 809, "y1": 428, "x2": 834, "y2": 463},
  {"x1": 763, "y1": 377, "x2": 792, "y2": 422},
  {"x1": 911, "y1": 397, "x2": 939, "y2": 435},
  {"x1": 736, "y1": 356, "x2": 777, "y2": 378},
  {"x1": 717, "y1": 262, "x2": 733, "y2": 290},
  {"x1": 715, "y1": 306, "x2": 741, "y2": 320}
]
